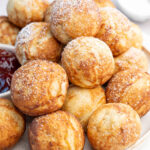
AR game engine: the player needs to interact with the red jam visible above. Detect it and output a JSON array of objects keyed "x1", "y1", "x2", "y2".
[{"x1": 0, "y1": 49, "x2": 20, "y2": 94}]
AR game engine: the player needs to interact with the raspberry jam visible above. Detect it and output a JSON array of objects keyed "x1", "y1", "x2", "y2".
[{"x1": 0, "y1": 49, "x2": 20, "y2": 94}]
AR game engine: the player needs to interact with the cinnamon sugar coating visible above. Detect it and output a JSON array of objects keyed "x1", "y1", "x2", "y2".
[
  {"x1": 7, "y1": 0, "x2": 50, "y2": 27},
  {"x1": 94, "y1": 0, "x2": 115, "y2": 8},
  {"x1": 106, "y1": 69, "x2": 150, "y2": 117},
  {"x1": 62, "y1": 85, "x2": 106, "y2": 130},
  {"x1": 96, "y1": 8, "x2": 137, "y2": 56},
  {"x1": 0, "y1": 98, "x2": 25, "y2": 149},
  {"x1": 61, "y1": 37, "x2": 115, "y2": 88},
  {"x1": 15, "y1": 22, "x2": 62, "y2": 65},
  {"x1": 11, "y1": 60, "x2": 69, "y2": 116},
  {"x1": 131, "y1": 22, "x2": 143, "y2": 49},
  {"x1": 87, "y1": 103, "x2": 141, "y2": 150},
  {"x1": 44, "y1": 2, "x2": 54, "y2": 23},
  {"x1": 29, "y1": 111, "x2": 85, "y2": 150},
  {"x1": 114, "y1": 47, "x2": 148, "y2": 74},
  {"x1": 49, "y1": 0, "x2": 101, "y2": 44},
  {"x1": 0, "y1": 16, "x2": 19, "y2": 45}
]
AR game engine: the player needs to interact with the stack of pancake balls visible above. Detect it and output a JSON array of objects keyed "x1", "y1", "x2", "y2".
[{"x1": 0, "y1": 0, "x2": 150, "y2": 149}]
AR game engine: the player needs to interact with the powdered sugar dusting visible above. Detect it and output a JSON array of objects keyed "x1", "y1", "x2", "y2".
[
  {"x1": 115, "y1": 47, "x2": 148, "y2": 73},
  {"x1": 62, "y1": 37, "x2": 114, "y2": 87},
  {"x1": 11, "y1": 60, "x2": 69, "y2": 115},
  {"x1": 15, "y1": 23, "x2": 35, "y2": 47},
  {"x1": 88, "y1": 103, "x2": 141, "y2": 150},
  {"x1": 96, "y1": 7, "x2": 134, "y2": 56},
  {"x1": 50, "y1": 0, "x2": 99, "y2": 26},
  {"x1": 29, "y1": 111, "x2": 84, "y2": 149},
  {"x1": 50, "y1": 0, "x2": 81, "y2": 24},
  {"x1": 106, "y1": 70, "x2": 143, "y2": 102},
  {"x1": 50, "y1": 0, "x2": 98, "y2": 28}
]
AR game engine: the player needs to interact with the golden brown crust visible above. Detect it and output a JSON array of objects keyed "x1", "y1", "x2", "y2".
[
  {"x1": 29, "y1": 111, "x2": 85, "y2": 150},
  {"x1": 11, "y1": 60, "x2": 69, "y2": 116},
  {"x1": 15, "y1": 22, "x2": 62, "y2": 65},
  {"x1": 62, "y1": 85, "x2": 106, "y2": 130},
  {"x1": 87, "y1": 103, "x2": 141, "y2": 150},
  {"x1": 96, "y1": 8, "x2": 135, "y2": 56},
  {"x1": 94, "y1": 0, "x2": 115, "y2": 8},
  {"x1": 61, "y1": 37, "x2": 115, "y2": 88},
  {"x1": 114, "y1": 47, "x2": 148, "y2": 74},
  {"x1": 7, "y1": 0, "x2": 50, "y2": 27},
  {"x1": 0, "y1": 98, "x2": 25, "y2": 149},
  {"x1": 106, "y1": 69, "x2": 150, "y2": 117},
  {"x1": 44, "y1": 2, "x2": 54, "y2": 23},
  {"x1": 50, "y1": 0, "x2": 101, "y2": 44},
  {"x1": 131, "y1": 22, "x2": 143, "y2": 49},
  {"x1": 0, "y1": 16, "x2": 19, "y2": 45}
]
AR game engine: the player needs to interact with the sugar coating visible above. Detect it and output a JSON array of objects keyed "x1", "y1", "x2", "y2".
[
  {"x1": 16, "y1": 23, "x2": 35, "y2": 46},
  {"x1": 0, "y1": 16, "x2": 19, "y2": 45},
  {"x1": 29, "y1": 111, "x2": 85, "y2": 150},
  {"x1": 114, "y1": 47, "x2": 148, "y2": 73},
  {"x1": 7, "y1": 0, "x2": 50, "y2": 27},
  {"x1": 106, "y1": 69, "x2": 150, "y2": 117},
  {"x1": 11, "y1": 60, "x2": 69, "y2": 116},
  {"x1": 94, "y1": 0, "x2": 115, "y2": 8},
  {"x1": 62, "y1": 37, "x2": 115, "y2": 88},
  {"x1": 96, "y1": 7, "x2": 137, "y2": 56},
  {"x1": 50, "y1": 0, "x2": 100, "y2": 44},
  {"x1": 62, "y1": 85, "x2": 106, "y2": 130},
  {"x1": 130, "y1": 22, "x2": 143, "y2": 49},
  {"x1": 0, "y1": 98, "x2": 25, "y2": 149},
  {"x1": 15, "y1": 22, "x2": 62, "y2": 65},
  {"x1": 87, "y1": 103, "x2": 141, "y2": 150},
  {"x1": 44, "y1": 2, "x2": 53, "y2": 22}
]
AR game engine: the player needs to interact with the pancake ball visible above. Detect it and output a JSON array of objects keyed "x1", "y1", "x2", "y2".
[
  {"x1": 106, "y1": 69, "x2": 150, "y2": 117},
  {"x1": 49, "y1": 0, "x2": 100, "y2": 44},
  {"x1": 11, "y1": 60, "x2": 69, "y2": 116},
  {"x1": 0, "y1": 16, "x2": 19, "y2": 45},
  {"x1": 7, "y1": 0, "x2": 50, "y2": 27},
  {"x1": 29, "y1": 111, "x2": 85, "y2": 150},
  {"x1": 0, "y1": 98, "x2": 25, "y2": 149},
  {"x1": 94, "y1": 0, "x2": 115, "y2": 8},
  {"x1": 44, "y1": 2, "x2": 54, "y2": 23},
  {"x1": 61, "y1": 37, "x2": 115, "y2": 88},
  {"x1": 15, "y1": 22, "x2": 62, "y2": 65},
  {"x1": 131, "y1": 22, "x2": 143, "y2": 49},
  {"x1": 96, "y1": 8, "x2": 134, "y2": 56},
  {"x1": 114, "y1": 47, "x2": 148, "y2": 74},
  {"x1": 87, "y1": 103, "x2": 141, "y2": 150},
  {"x1": 62, "y1": 85, "x2": 106, "y2": 130}
]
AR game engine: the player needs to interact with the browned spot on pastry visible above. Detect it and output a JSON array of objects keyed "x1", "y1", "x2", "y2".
[
  {"x1": 11, "y1": 60, "x2": 69, "y2": 116},
  {"x1": 62, "y1": 85, "x2": 106, "y2": 130},
  {"x1": 50, "y1": 0, "x2": 100, "y2": 44},
  {"x1": 106, "y1": 69, "x2": 150, "y2": 117},
  {"x1": 29, "y1": 111, "x2": 85, "y2": 150},
  {"x1": 87, "y1": 103, "x2": 141, "y2": 150},
  {"x1": 61, "y1": 37, "x2": 114, "y2": 88},
  {"x1": 0, "y1": 16, "x2": 19, "y2": 45},
  {"x1": 0, "y1": 98, "x2": 25, "y2": 149}
]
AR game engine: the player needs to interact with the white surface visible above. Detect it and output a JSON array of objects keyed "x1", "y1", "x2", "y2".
[
  {"x1": 115, "y1": 0, "x2": 150, "y2": 22},
  {"x1": 1, "y1": 0, "x2": 150, "y2": 150},
  {"x1": 0, "y1": 0, "x2": 7, "y2": 16}
]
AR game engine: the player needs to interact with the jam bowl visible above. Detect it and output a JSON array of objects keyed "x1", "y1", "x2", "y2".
[{"x1": 0, "y1": 44, "x2": 20, "y2": 99}]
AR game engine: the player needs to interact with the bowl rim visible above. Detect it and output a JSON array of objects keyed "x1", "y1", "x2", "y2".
[{"x1": 0, "y1": 43, "x2": 15, "y2": 98}]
